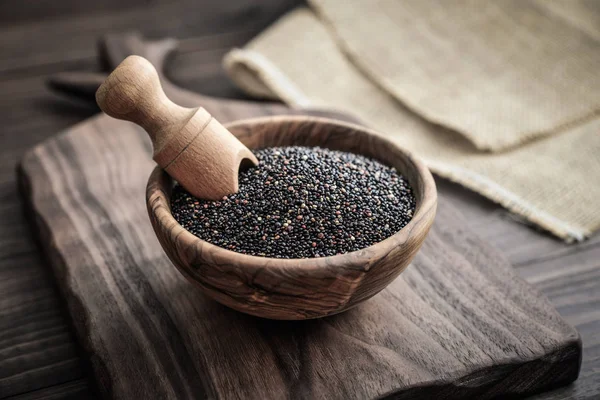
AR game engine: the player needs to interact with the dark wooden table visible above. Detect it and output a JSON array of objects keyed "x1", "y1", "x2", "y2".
[{"x1": 0, "y1": 1, "x2": 598, "y2": 399}]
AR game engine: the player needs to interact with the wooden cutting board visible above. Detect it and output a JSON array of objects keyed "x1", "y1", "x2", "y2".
[{"x1": 18, "y1": 33, "x2": 581, "y2": 399}]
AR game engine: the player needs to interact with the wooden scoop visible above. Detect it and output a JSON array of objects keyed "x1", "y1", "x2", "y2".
[{"x1": 96, "y1": 55, "x2": 258, "y2": 200}]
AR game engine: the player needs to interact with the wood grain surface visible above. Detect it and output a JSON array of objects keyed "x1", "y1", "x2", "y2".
[
  {"x1": 1, "y1": 1, "x2": 599, "y2": 399},
  {"x1": 18, "y1": 33, "x2": 581, "y2": 399}
]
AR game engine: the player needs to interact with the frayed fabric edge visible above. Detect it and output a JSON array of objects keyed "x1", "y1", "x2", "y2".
[{"x1": 223, "y1": 48, "x2": 591, "y2": 243}]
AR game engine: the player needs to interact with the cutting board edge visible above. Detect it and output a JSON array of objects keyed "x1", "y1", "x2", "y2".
[
  {"x1": 17, "y1": 154, "x2": 116, "y2": 399},
  {"x1": 379, "y1": 338, "x2": 581, "y2": 399}
]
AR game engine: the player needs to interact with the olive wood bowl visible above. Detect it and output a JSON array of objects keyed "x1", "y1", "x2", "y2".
[{"x1": 147, "y1": 116, "x2": 437, "y2": 320}]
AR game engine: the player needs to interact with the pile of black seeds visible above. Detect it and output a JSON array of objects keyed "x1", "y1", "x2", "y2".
[{"x1": 171, "y1": 146, "x2": 416, "y2": 259}]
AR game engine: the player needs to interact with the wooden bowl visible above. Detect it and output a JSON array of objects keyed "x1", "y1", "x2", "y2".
[{"x1": 147, "y1": 116, "x2": 437, "y2": 320}]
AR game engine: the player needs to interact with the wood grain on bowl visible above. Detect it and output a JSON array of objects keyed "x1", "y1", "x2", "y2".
[{"x1": 147, "y1": 116, "x2": 437, "y2": 319}]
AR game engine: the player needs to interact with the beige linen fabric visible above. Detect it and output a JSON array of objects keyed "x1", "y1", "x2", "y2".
[
  {"x1": 308, "y1": 0, "x2": 600, "y2": 152},
  {"x1": 224, "y1": 8, "x2": 600, "y2": 242}
]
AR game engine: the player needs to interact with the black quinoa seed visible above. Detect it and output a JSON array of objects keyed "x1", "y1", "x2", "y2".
[{"x1": 171, "y1": 146, "x2": 416, "y2": 259}]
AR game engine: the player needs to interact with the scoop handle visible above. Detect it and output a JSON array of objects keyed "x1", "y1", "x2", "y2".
[
  {"x1": 95, "y1": 55, "x2": 258, "y2": 200},
  {"x1": 95, "y1": 55, "x2": 194, "y2": 143}
]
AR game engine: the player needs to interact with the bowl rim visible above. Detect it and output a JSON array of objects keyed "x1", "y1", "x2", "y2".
[{"x1": 147, "y1": 115, "x2": 437, "y2": 272}]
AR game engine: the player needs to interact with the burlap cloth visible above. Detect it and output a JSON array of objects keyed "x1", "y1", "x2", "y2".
[{"x1": 224, "y1": 2, "x2": 600, "y2": 242}]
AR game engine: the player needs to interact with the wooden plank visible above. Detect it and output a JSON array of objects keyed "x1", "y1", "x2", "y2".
[
  {"x1": 0, "y1": 75, "x2": 107, "y2": 399},
  {"x1": 0, "y1": 81, "x2": 88, "y2": 396},
  {"x1": 0, "y1": 0, "x2": 301, "y2": 77},
  {"x1": 6, "y1": 379, "x2": 92, "y2": 400},
  {"x1": 0, "y1": 0, "x2": 153, "y2": 25}
]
